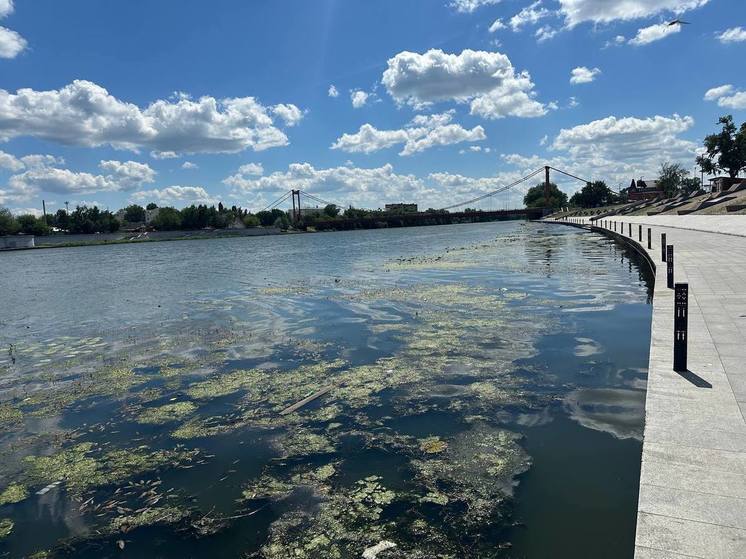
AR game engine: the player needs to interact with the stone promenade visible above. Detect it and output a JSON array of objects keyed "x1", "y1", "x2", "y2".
[{"x1": 554, "y1": 215, "x2": 746, "y2": 558}]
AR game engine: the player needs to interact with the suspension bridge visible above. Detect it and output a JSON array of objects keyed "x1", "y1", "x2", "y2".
[{"x1": 258, "y1": 165, "x2": 592, "y2": 226}]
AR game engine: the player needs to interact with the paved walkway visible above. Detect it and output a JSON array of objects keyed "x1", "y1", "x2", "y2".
[{"x1": 553, "y1": 216, "x2": 746, "y2": 558}]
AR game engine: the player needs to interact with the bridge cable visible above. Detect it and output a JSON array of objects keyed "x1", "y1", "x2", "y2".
[
  {"x1": 260, "y1": 190, "x2": 292, "y2": 212},
  {"x1": 438, "y1": 167, "x2": 545, "y2": 212}
]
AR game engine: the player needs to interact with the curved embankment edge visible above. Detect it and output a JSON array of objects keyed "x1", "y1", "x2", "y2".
[{"x1": 540, "y1": 219, "x2": 657, "y2": 274}]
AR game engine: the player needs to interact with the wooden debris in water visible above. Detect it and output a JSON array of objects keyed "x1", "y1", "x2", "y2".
[{"x1": 279, "y1": 385, "x2": 336, "y2": 415}]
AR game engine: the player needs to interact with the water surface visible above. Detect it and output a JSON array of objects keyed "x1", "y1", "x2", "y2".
[{"x1": 0, "y1": 221, "x2": 652, "y2": 558}]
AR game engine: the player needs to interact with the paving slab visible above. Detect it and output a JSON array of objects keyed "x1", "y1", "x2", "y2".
[{"x1": 547, "y1": 216, "x2": 746, "y2": 558}]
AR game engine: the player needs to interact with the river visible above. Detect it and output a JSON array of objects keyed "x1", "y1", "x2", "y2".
[{"x1": 0, "y1": 221, "x2": 652, "y2": 558}]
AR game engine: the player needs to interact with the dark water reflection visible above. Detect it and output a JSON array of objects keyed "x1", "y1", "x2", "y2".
[{"x1": 0, "y1": 221, "x2": 652, "y2": 558}]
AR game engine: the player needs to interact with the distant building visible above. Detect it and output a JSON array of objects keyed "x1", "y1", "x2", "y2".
[
  {"x1": 708, "y1": 176, "x2": 746, "y2": 194},
  {"x1": 145, "y1": 207, "x2": 160, "y2": 224},
  {"x1": 385, "y1": 203, "x2": 418, "y2": 213},
  {"x1": 625, "y1": 179, "x2": 663, "y2": 201}
]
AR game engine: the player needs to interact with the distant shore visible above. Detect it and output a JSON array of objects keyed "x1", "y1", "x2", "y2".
[{"x1": 0, "y1": 227, "x2": 284, "y2": 251}]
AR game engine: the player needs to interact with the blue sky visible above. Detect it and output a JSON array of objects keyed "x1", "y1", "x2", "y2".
[{"x1": 0, "y1": 0, "x2": 745, "y2": 214}]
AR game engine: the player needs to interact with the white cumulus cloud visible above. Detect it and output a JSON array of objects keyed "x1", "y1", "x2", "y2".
[
  {"x1": 382, "y1": 48, "x2": 549, "y2": 119},
  {"x1": 237, "y1": 162, "x2": 264, "y2": 176},
  {"x1": 0, "y1": 1, "x2": 26, "y2": 59},
  {"x1": 271, "y1": 103, "x2": 304, "y2": 127},
  {"x1": 570, "y1": 66, "x2": 601, "y2": 84},
  {"x1": 131, "y1": 186, "x2": 217, "y2": 207},
  {"x1": 332, "y1": 110, "x2": 486, "y2": 156},
  {"x1": 449, "y1": 0, "x2": 501, "y2": 14},
  {"x1": 181, "y1": 161, "x2": 198, "y2": 170},
  {"x1": 328, "y1": 84, "x2": 339, "y2": 98},
  {"x1": 0, "y1": 149, "x2": 23, "y2": 171},
  {"x1": 2, "y1": 159, "x2": 156, "y2": 202},
  {"x1": 488, "y1": 19, "x2": 505, "y2": 32},
  {"x1": 351, "y1": 90, "x2": 369, "y2": 109},
  {"x1": 629, "y1": 22, "x2": 681, "y2": 45},
  {"x1": 703, "y1": 84, "x2": 746, "y2": 109},
  {"x1": 558, "y1": 0, "x2": 709, "y2": 27},
  {"x1": 717, "y1": 27, "x2": 746, "y2": 44},
  {"x1": 0, "y1": 26, "x2": 25, "y2": 58},
  {"x1": 703, "y1": 84, "x2": 734, "y2": 101},
  {"x1": 510, "y1": 1, "x2": 552, "y2": 31},
  {"x1": 0, "y1": 80, "x2": 302, "y2": 155},
  {"x1": 0, "y1": 1, "x2": 14, "y2": 18}
]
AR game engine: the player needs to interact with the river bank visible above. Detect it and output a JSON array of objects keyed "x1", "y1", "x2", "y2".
[
  {"x1": 547, "y1": 216, "x2": 746, "y2": 558},
  {"x1": 0, "y1": 227, "x2": 284, "y2": 251}
]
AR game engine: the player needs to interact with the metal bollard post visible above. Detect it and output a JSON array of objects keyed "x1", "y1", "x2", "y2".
[
  {"x1": 628, "y1": 223, "x2": 632, "y2": 237},
  {"x1": 638, "y1": 224, "x2": 642, "y2": 242},
  {"x1": 674, "y1": 283, "x2": 688, "y2": 372},
  {"x1": 666, "y1": 245, "x2": 674, "y2": 289},
  {"x1": 661, "y1": 233, "x2": 666, "y2": 261},
  {"x1": 647, "y1": 228, "x2": 651, "y2": 249}
]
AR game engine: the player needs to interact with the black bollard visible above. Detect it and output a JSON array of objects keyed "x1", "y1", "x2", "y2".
[
  {"x1": 674, "y1": 283, "x2": 688, "y2": 372},
  {"x1": 647, "y1": 228, "x2": 651, "y2": 249},
  {"x1": 661, "y1": 233, "x2": 667, "y2": 261},
  {"x1": 628, "y1": 223, "x2": 632, "y2": 237},
  {"x1": 666, "y1": 245, "x2": 674, "y2": 289},
  {"x1": 638, "y1": 224, "x2": 642, "y2": 242}
]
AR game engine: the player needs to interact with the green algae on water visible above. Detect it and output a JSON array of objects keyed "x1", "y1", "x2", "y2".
[
  {"x1": 0, "y1": 403, "x2": 22, "y2": 426},
  {"x1": 137, "y1": 401, "x2": 198, "y2": 424},
  {"x1": 0, "y1": 483, "x2": 28, "y2": 506},
  {"x1": 0, "y1": 518, "x2": 13, "y2": 539},
  {"x1": 23, "y1": 442, "x2": 200, "y2": 494},
  {"x1": 109, "y1": 506, "x2": 190, "y2": 534}
]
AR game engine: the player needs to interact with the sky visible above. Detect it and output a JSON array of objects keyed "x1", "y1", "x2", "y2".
[{"x1": 0, "y1": 0, "x2": 745, "y2": 216}]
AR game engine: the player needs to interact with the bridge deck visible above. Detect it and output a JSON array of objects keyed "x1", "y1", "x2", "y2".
[{"x1": 550, "y1": 216, "x2": 746, "y2": 558}]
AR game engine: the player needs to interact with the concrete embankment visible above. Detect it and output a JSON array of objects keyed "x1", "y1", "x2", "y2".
[{"x1": 547, "y1": 216, "x2": 746, "y2": 558}]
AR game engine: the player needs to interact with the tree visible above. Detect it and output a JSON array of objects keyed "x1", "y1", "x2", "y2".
[
  {"x1": 680, "y1": 176, "x2": 702, "y2": 194},
  {"x1": 243, "y1": 213, "x2": 260, "y2": 227},
  {"x1": 323, "y1": 204, "x2": 340, "y2": 218},
  {"x1": 523, "y1": 182, "x2": 567, "y2": 209},
  {"x1": 68, "y1": 205, "x2": 120, "y2": 234},
  {"x1": 0, "y1": 207, "x2": 19, "y2": 235},
  {"x1": 53, "y1": 209, "x2": 70, "y2": 230},
  {"x1": 146, "y1": 203, "x2": 158, "y2": 210},
  {"x1": 123, "y1": 204, "x2": 146, "y2": 223},
  {"x1": 151, "y1": 207, "x2": 182, "y2": 230},
  {"x1": 696, "y1": 115, "x2": 746, "y2": 178},
  {"x1": 16, "y1": 214, "x2": 50, "y2": 236},
  {"x1": 657, "y1": 163, "x2": 691, "y2": 197},
  {"x1": 569, "y1": 181, "x2": 616, "y2": 208}
]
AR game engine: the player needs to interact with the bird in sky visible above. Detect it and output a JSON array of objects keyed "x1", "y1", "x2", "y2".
[{"x1": 668, "y1": 19, "x2": 691, "y2": 26}]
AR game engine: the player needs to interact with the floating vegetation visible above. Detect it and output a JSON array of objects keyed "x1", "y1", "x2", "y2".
[
  {"x1": 0, "y1": 483, "x2": 28, "y2": 506},
  {"x1": 137, "y1": 401, "x2": 199, "y2": 424},
  {"x1": 0, "y1": 403, "x2": 22, "y2": 427},
  {"x1": 411, "y1": 424, "x2": 530, "y2": 525},
  {"x1": 256, "y1": 476, "x2": 397, "y2": 559},
  {"x1": 109, "y1": 506, "x2": 189, "y2": 534},
  {"x1": 185, "y1": 369, "x2": 265, "y2": 400},
  {"x1": 0, "y1": 518, "x2": 13, "y2": 539},
  {"x1": 21, "y1": 366, "x2": 143, "y2": 418},
  {"x1": 419, "y1": 436, "x2": 447, "y2": 454},
  {"x1": 273, "y1": 429, "x2": 335, "y2": 458},
  {"x1": 22, "y1": 442, "x2": 201, "y2": 495}
]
